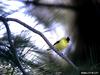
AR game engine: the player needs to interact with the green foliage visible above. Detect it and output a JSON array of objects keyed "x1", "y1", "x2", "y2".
[{"x1": 0, "y1": 32, "x2": 33, "y2": 75}]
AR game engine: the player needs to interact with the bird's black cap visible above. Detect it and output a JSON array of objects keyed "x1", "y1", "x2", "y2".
[{"x1": 66, "y1": 37, "x2": 70, "y2": 42}]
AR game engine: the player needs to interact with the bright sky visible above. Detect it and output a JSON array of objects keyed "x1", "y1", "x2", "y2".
[{"x1": 0, "y1": 1, "x2": 70, "y2": 61}]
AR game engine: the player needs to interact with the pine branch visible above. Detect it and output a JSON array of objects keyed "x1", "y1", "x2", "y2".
[
  {"x1": 0, "y1": 16, "x2": 28, "y2": 75},
  {"x1": 0, "y1": 42, "x2": 10, "y2": 48}
]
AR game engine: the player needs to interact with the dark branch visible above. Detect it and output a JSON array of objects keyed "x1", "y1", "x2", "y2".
[
  {"x1": 24, "y1": 1, "x2": 78, "y2": 11},
  {"x1": 0, "y1": 16, "x2": 13, "y2": 49}
]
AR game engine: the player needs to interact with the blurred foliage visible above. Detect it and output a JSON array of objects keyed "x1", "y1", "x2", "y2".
[
  {"x1": 0, "y1": 32, "x2": 79, "y2": 75},
  {"x1": 0, "y1": 0, "x2": 100, "y2": 75},
  {"x1": 0, "y1": 1, "x2": 79, "y2": 75},
  {"x1": 25, "y1": 1, "x2": 74, "y2": 28}
]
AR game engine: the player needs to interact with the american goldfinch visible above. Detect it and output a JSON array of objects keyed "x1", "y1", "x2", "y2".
[
  {"x1": 48, "y1": 37, "x2": 70, "y2": 51},
  {"x1": 53, "y1": 37, "x2": 70, "y2": 51}
]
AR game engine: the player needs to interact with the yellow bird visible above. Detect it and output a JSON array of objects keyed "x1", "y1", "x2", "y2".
[
  {"x1": 47, "y1": 37, "x2": 70, "y2": 51},
  {"x1": 53, "y1": 37, "x2": 70, "y2": 51}
]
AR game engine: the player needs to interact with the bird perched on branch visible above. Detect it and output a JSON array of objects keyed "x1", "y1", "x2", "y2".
[{"x1": 48, "y1": 37, "x2": 70, "y2": 51}]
